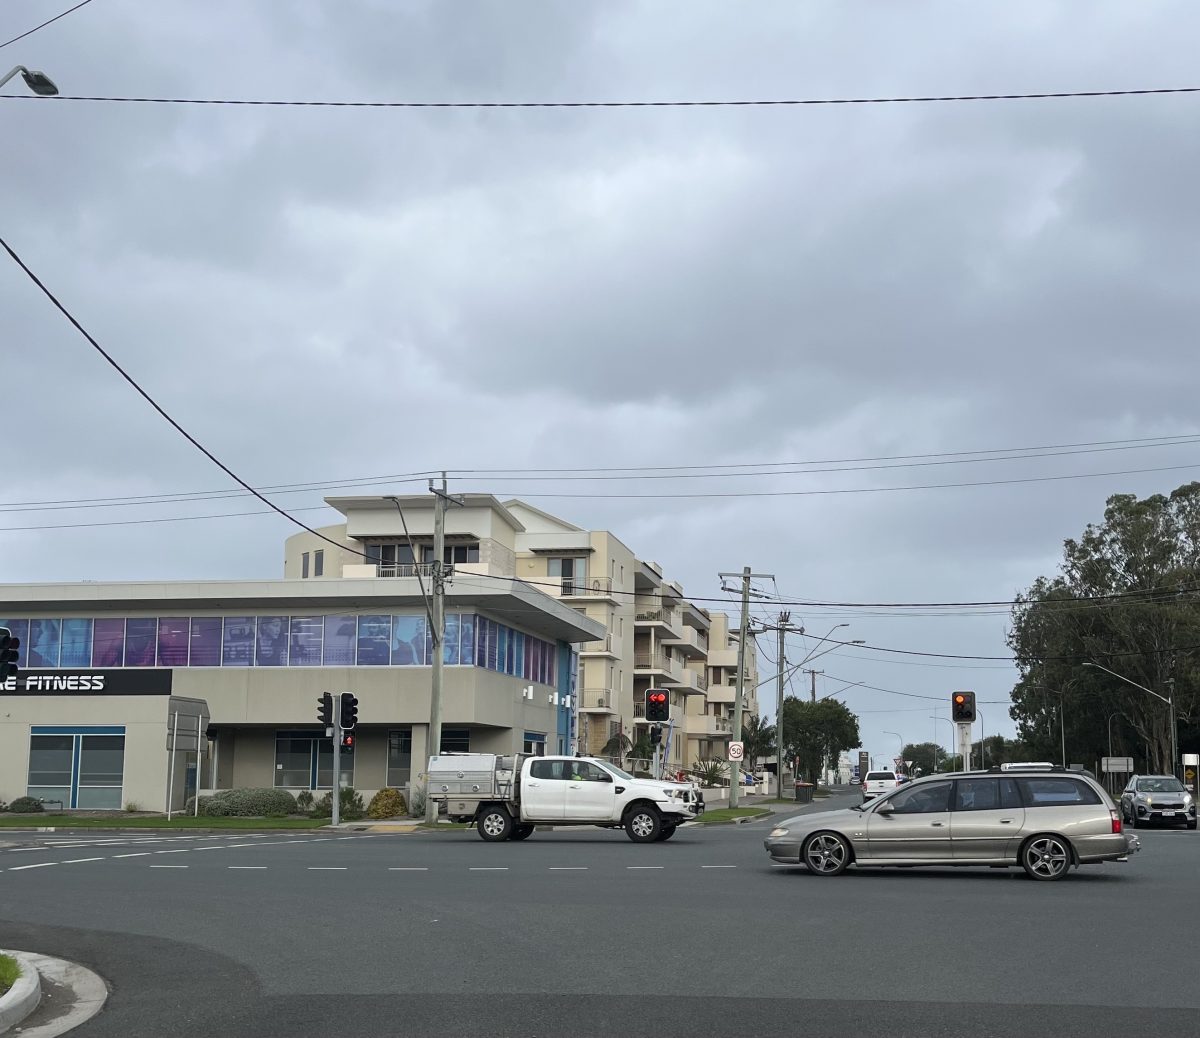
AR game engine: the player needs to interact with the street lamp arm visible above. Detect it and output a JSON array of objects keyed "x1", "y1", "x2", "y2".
[{"x1": 1082, "y1": 662, "x2": 1172, "y2": 705}]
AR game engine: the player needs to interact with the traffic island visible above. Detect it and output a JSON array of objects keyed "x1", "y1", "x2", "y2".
[
  {"x1": 690, "y1": 807, "x2": 772, "y2": 825},
  {"x1": 0, "y1": 950, "x2": 108, "y2": 1036},
  {"x1": 0, "y1": 951, "x2": 40, "y2": 1033}
]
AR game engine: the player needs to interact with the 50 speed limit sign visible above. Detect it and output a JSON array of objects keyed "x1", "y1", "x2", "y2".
[{"x1": 728, "y1": 741, "x2": 744, "y2": 762}]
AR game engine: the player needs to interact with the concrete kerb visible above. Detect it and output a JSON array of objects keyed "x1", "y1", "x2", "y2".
[{"x1": 0, "y1": 950, "x2": 41, "y2": 1033}]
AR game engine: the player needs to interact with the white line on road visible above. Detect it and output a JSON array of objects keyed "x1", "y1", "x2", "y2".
[
  {"x1": 61, "y1": 857, "x2": 105, "y2": 864},
  {"x1": 155, "y1": 849, "x2": 191, "y2": 854},
  {"x1": 700, "y1": 865, "x2": 738, "y2": 869},
  {"x1": 627, "y1": 866, "x2": 665, "y2": 870},
  {"x1": 9, "y1": 862, "x2": 58, "y2": 870},
  {"x1": 549, "y1": 867, "x2": 588, "y2": 871},
  {"x1": 113, "y1": 852, "x2": 151, "y2": 858},
  {"x1": 307, "y1": 866, "x2": 347, "y2": 871},
  {"x1": 149, "y1": 865, "x2": 189, "y2": 869},
  {"x1": 228, "y1": 866, "x2": 268, "y2": 870},
  {"x1": 388, "y1": 867, "x2": 429, "y2": 871},
  {"x1": 193, "y1": 847, "x2": 227, "y2": 851},
  {"x1": 469, "y1": 867, "x2": 509, "y2": 871}
]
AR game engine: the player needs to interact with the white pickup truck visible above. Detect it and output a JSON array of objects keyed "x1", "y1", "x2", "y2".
[{"x1": 426, "y1": 753, "x2": 705, "y2": 842}]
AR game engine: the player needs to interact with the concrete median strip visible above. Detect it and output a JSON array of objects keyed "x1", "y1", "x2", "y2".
[{"x1": 0, "y1": 949, "x2": 108, "y2": 1037}]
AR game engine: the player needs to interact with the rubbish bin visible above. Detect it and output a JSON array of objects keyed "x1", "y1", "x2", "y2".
[{"x1": 794, "y1": 782, "x2": 814, "y2": 804}]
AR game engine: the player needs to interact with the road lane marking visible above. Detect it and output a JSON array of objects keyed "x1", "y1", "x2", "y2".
[
  {"x1": 389, "y1": 867, "x2": 429, "y2": 871},
  {"x1": 627, "y1": 866, "x2": 664, "y2": 870},
  {"x1": 149, "y1": 865, "x2": 188, "y2": 869},
  {"x1": 469, "y1": 867, "x2": 508, "y2": 871},
  {"x1": 155, "y1": 849, "x2": 191, "y2": 854},
  {"x1": 229, "y1": 866, "x2": 267, "y2": 870},
  {"x1": 307, "y1": 867, "x2": 347, "y2": 871},
  {"x1": 113, "y1": 852, "x2": 151, "y2": 858},
  {"x1": 701, "y1": 865, "x2": 738, "y2": 869},
  {"x1": 549, "y1": 867, "x2": 588, "y2": 871},
  {"x1": 62, "y1": 857, "x2": 105, "y2": 864},
  {"x1": 193, "y1": 847, "x2": 226, "y2": 851},
  {"x1": 9, "y1": 862, "x2": 58, "y2": 870}
]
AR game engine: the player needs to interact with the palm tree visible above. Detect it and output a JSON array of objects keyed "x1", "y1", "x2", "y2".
[
  {"x1": 741, "y1": 714, "x2": 776, "y2": 774},
  {"x1": 600, "y1": 730, "x2": 632, "y2": 759}
]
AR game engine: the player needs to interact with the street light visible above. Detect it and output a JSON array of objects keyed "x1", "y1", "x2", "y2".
[
  {"x1": 0, "y1": 66, "x2": 60, "y2": 96},
  {"x1": 883, "y1": 730, "x2": 903, "y2": 770},
  {"x1": 929, "y1": 715, "x2": 955, "y2": 771},
  {"x1": 1083, "y1": 662, "x2": 1178, "y2": 778},
  {"x1": 1030, "y1": 683, "x2": 1072, "y2": 767}
]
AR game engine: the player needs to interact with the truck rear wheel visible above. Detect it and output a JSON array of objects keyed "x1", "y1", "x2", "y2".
[
  {"x1": 625, "y1": 805, "x2": 662, "y2": 843},
  {"x1": 478, "y1": 806, "x2": 513, "y2": 842},
  {"x1": 511, "y1": 824, "x2": 535, "y2": 841}
]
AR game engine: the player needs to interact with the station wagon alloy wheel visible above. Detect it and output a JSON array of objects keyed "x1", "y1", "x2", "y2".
[
  {"x1": 1022, "y1": 836, "x2": 1070, "y2": 881},
  {"x1": 803, "y1": 833, "x2": 849, "y2": 876}
]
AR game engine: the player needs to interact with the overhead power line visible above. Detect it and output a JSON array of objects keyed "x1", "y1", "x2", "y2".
[
  {"x1": 3, "y1": 85, "x2": 1199, "y2": 108},
  {"x1": 3, "y1": 433, "x2": 1196, "y2": 514},
  {"x1": 0, "y1": 0, "x2": 96, "y2": 51}
]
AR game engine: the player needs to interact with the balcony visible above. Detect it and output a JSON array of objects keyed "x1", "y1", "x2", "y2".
[
  {"x1": 634, "y1": 605, "x2": 681, "y2": 638},
  {"x1": 668, "y1": 667, "x2": 709, "y2": 695},
  {"x1": 342, "y1": 562, "x2": 437, "y2": 580},
  {"x1": 579, "y1": 633, "x2": 618, "y2": 657},
  {"x1": 558, "y1": 576, "x2": 618, "y2": 601},
  {"x1": 687, "y1": 713, "x2": 732, "y2": 737},
  {"x1": 580, "y1": 688, "x2": 617, "y2": 713},
  {"x1": 663, "y1": 625, "x2": 709, "y2": 659},
  {"x1": 634, "y1": 651, "x2": 681, "y2": 681}
]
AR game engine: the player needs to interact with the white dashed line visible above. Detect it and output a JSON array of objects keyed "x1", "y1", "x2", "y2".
[
  {"x1": 229, "y1": 866, "x2": 267, "y2": 870},
  {"x1": 627, "y1": 866, "x2": 665, "y2": 870},
  {"x1": 700, "y1": 865, "x2": 738, "y2": 869},
  {"x1": 113, "y1": 852, "x2": 151, "y2": 858},
  {"x1": 61, "y1": 857, "x2": 105, "y2": 864},
  {"x1": 549, "y1": 867, "x2": 588, "y2": 871},
  {"x1": 155, "y1": 849, "x2": 191, "y2": 854},
  {"x1": 307, "y1": 867, "x2": 347, "y2": 871},
  {"x1": 9, "y1": 847, "x2": 49, "y2": 853},
  {"x1": 388, "y1": 867, "x2": 429, "y2": 871},
  {"x1": 9, "y1": 862, "x2": 58, "y2": 870},
  {"x1": 469, "y1": 867, "x2": 508, "y2": 871},
  {"x1": 149, "y1": 865, "x2": 189, "y2": 869},
  {"x1": 193, "y1": 847, "x2": 226, "y2": 852}
]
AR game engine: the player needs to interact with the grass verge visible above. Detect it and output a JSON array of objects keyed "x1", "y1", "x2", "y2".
[
  {"x1": 0, "y1": 815, "x2": 328, "y2": 829},
  {"x1": 0, "y1": 953, "x2": 20, "y2": 996},
  {"x1": 693, "y1": 807, "x2": 771, "y2": 824}
]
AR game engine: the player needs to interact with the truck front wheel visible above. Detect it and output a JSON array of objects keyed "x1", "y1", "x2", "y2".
[
  {"x1": 625, "y1": 805, "x2": 662, "y2": 843},
  {"x1": 478, "y1": 807, "x2": 513, "y2": 842},
  {"x1": 658, "y1": 824, "x2": 678, "y2": 841}
]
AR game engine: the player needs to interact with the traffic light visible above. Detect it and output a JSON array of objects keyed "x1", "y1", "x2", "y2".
[
  {"x1": 649, "y1": 724, "x2": 663, "y2": 746},
  {"x1": 339, "y1": 692, "x2": 359, "y2": 731},
  {"x1": 0, "y1": 628, "x2": 19, "y2": 681},
  {"x1": 317, "y1": 692, "x2": 333, "y2": 727},
  {"x1": 951, "y1": 690, "x2": 976, "y2": 723},
  {"x1": 340, "y1": 732, "x2": 355, "y2": 751},
  {"x1": 645, "y1": 688, "x2": 669, "y2": 723}
]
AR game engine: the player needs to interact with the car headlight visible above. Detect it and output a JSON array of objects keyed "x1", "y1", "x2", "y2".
[
  {"x1": 1136, "y1": 793, "x2": 1149, "y2": 802},
  {"x1": 768, "y1": 827, "x2": 790, "y2": 839}
]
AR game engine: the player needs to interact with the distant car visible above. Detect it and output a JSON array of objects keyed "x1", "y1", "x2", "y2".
[
  {"x1": 862, "y1": 771, "x2": 899, "y2": 801},
  {"x1": 1120, "y1": 775, "x2": 1197, "y2": 830},
  {"x1": 765, "y1": 767, "x2": 1140, "y2": 881}
]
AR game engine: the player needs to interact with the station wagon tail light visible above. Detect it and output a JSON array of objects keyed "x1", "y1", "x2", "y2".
[{"x1": 1110, "y1": 810, "x2": 1122, "y2": 834}]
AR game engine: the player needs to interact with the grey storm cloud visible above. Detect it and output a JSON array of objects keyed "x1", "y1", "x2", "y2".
[{"x1": 3, "y1": 0, "x2": 1200, "y2": 751}]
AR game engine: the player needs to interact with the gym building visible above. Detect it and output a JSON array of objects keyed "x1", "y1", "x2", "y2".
[{"x1": 0, "y1": 495, "x2": 603, "y2": 812}]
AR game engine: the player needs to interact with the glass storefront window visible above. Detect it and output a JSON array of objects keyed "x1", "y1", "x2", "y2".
[
  {"x1": 274, "y1": 737, "x2": 313, "y2": 787},
  {"x1": 157, "y1": 618, "x2": 189, "y2": 666},
  {"x1": 76, "y1": 734, "x2": 125, "y2": 809},
  {"x1": 391, "y1": 615, "x2": 426, "y2": 666},
  {"x1": 92, "y1": 618, "x2": 125, "y2": 667},
  {"x1": 444, "y1": 614, "x2": 460, "y2": 665},
  {"x1": 222, "y1": 616, "x2": 255, "y2": 667},
  {"x1": 59, "y1": 619, "x2": 93, "y2": 667},
  {"x1": 27, "y1": 734, "x2": 73, "y2": 806},
  {"x1": 289, "y1": 615, "x2": 322, "y2": 667},
  {"x1": 256, "y1": 616, "x2": 289, "y2": 667},
  {"x1": 356, "y1": 615, "x2": 391, "y2": 665},
  {"x1": 27, "y1": 619, "x2": 61, "y2": 668},
  {"x1": 189, "y1": 617, "x2": 222, "y2": 666},
  {"x1": 387, "y1": 729, "x2": 412, "y2": 787},
  {"x1": 124, "y1": 618, "x2": 157, "y2": 667},
  {"x1": 322, "y1": 614, "x2": 356, "y2": 666}
]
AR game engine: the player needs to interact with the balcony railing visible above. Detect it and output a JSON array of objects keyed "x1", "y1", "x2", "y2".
[
  {"x1": 635, "y1": 608, "x2": 677, "y2": 626},
  {"x1": 377, "y1": 563, "x2": 436, "y2": 579},
  {"x1": 580, "y1": 633, "x2": 615, "y2": 655},
  {"x1": 634, "y1": 651, "x2": 679, "y2": 674},
  {"x1": 581, "y1": 688, "x2": 616, "y2": 710},
  {"x1": 560, "y1": 577, "x2": 614, "y2": 597}
]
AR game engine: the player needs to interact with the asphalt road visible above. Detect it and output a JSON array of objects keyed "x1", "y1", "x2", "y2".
[{"x1": 1, "y1": 793, "x2": 1196, "y2": 1037}]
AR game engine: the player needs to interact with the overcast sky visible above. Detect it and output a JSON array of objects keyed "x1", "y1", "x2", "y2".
[{"x1": 3, "y1": 0, "x2": 1199, "y2": 765}]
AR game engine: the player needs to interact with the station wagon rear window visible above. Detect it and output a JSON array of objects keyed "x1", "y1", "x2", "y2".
[{"x1": 1017, "y1": 777, "x2": 1102, "y2": 807}]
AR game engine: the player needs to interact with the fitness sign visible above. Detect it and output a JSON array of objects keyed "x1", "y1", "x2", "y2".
[{"x1": 0, "y1": 669, "x2": 174, "y2": 696}]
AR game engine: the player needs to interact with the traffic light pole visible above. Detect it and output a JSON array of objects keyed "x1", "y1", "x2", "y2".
[
  {"x1": 957, "y1": 722, "x2": 972, "y2": 772},
  {"x1": 332, "y1": 693, "x2": 341, "y2": 827}
]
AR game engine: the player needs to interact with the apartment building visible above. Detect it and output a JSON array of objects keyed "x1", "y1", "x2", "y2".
[{"x1": 684, "y1": 611, "x2": 760, "y2": 765}]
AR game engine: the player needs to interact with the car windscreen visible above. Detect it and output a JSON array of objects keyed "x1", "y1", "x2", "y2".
[
  {"x1": 598, "y1": 761, "x2": 635, "y2": 781},
  {"x1": 1136, "y1": 777, "x2": 1185, "y2": 793}
]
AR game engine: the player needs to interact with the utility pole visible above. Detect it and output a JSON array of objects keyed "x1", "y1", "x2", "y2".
[
  {"x1": 426, "y1": 473, "x2": 464, "y2": 824},
  {"x1": 749, "y1": 612, "x2": 804, "y2": 797},
  {"x1": 805, "y1": 668, "x2": 824, "y2": 703},
  {"x1": 718, "y1": 567, "x2": 773, "y2": 808}
]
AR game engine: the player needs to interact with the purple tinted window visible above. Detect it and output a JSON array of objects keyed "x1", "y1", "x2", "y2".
[
  {"x1": 189, "y1": 618, "x2": 222, "y2": 667},
  {"x1": 60, "y1": 619, "x2": 93, "y2": 667},
  {"x1": 475, "y1": 617, "x2": 488, "y2": 668},
  {"x1": 289, "y1": 616, "x2": 322, "y2": 666},
  {"x1": 124, "y1": 619, "x2": 157, "y2": 667},
  {"x1": 256, "y1": 616, "x2": 289, "y2": 667},
  {"x1": 222, "y1": 617, "x2": 255, "y2": 667},
  {"x1": 27, "y1": 619, "x2": 61, "y2": 668},
  {"x1": 157, "y1": 618, "x2": 189, "y2": 666},
  {"x1": 460, "y1": 614, "x2": 475, "y2": 665},
  {"x1": 92, "y1": 619, "x2": 124, "y2": 667},
  {"x1": 0, "y1": 620, "x2": 29, "y2": 666},
  {"x1": 356, "y1": 615, "x2": 390, "y2": 666},
  {"x1": 323, "y1": 614, "x2": 356, "y2": 666}
]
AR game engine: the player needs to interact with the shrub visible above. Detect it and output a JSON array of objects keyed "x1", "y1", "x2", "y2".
[
  {"x1": 311, "y1": 792, "x2": 332, "y2": 818},
  {"x1": 367, "y1": 788, "x2": 407, "y2": 819},
  {"x1": 187, "y1": 788, "x2": 297, "y2": 818},
  {"x1": 7, "y1": 796, "x2": 45, "y2": 814},
  {"x1": 309, "y1": 788, "x2": 364, "y2": 821},
  {"x1": 124, "y1": 802, "x2": 140, "y2": 813},
  {"x1": 408, "y1": 785, "x2": 426, "y2": 818},
  {"x1": 296, "y1": 790, "x2": 314, "y2": 811}
]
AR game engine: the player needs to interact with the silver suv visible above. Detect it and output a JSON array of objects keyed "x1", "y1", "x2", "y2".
[
  {"x1": 765, "y1": 767, "x2": 1140, "y2": 881},
  {"x1": 1120, "y1": 775, "x2": 1197, "y2": 830}
]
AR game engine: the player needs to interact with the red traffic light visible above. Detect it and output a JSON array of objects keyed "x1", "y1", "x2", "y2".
[
  {"x1": 649, "y1": 692, "x2": 666, "y2": 704},
  {"x1": 341, "y1": 733, "x2": 355, "y2": 750}
]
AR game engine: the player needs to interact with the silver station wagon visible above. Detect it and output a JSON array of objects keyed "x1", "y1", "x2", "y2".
[{"x1": 765, "y1": 767, "x2": 1140, "y2": 881}]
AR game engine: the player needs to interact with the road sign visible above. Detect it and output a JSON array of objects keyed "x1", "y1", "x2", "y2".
[
  {"x1": 728, "y1": 741, "x2": 744, "y2": 762},
  {"x1": 1184, "y1": 753, "x2": 1198, "y2": 793},
  {"x1": 858, "y1": 750, "x2": 869, "y2": 777},
  {"x1": 1101, "y1": 756, "x2": 1134, "y2": 774},
  {"x1": 904, "y1": 759, "x2": 914, "y2": 768}
]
